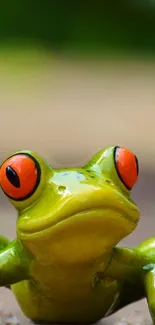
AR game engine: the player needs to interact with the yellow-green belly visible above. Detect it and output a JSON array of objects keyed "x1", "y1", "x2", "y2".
[{"x1": 11, "y1": 273, "x2": 121, "y2": 324}]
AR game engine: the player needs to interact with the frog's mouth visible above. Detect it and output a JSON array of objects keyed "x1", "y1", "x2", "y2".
[{"x1": 17, "y1": 186, "x2": 140, "y2": 239}]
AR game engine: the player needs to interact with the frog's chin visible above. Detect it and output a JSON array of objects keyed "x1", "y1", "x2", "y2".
[{"x1": 17, "y1": 206, "x2": 139, "y2": 243}]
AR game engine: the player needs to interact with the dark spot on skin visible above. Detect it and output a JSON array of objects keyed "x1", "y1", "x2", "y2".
[
  {"x1": 58, "y1": 186, "x2": 66, "y2": 192},
  {"x1": 92, "y1": 274, "x2": 101, "y2": 288},
  {"x1": 6, "y1": 166, "x2": 20, "y2": 188},
  {"x1": 105, "y1": 180, "x2": 112, "y2": 184},
  {"x1": 86, "y1": 170, "x2": 95, "y2": 178}
]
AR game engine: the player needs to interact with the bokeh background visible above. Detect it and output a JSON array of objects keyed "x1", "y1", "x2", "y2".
[{"x1": 0, "y1": 2, "x2": 155, "y2": 324}]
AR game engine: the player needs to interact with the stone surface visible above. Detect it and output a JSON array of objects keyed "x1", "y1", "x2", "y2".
[{"x1": 0, "y1": 311, "x2": 19, "y2": 325}]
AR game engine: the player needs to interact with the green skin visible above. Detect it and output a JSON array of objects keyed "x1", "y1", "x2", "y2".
[{"x1": 0, "y1": 146, "x2": 155, "y2": 324}]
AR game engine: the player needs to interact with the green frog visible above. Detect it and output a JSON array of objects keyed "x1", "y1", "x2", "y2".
[{"x1": 0, "y1": 146, "x2": 155, "y2": 324}]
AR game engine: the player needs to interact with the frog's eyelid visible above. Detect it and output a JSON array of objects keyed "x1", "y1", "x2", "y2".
[
  {"x1": 135, "y1": 155, "x2": 139, "y2": 176},
  {"x1": 113, "y1": 146, "x2": 126, "y2": 187}
]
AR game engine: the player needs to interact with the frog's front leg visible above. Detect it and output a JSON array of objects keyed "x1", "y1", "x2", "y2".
[
  {"x1": 102, "y1": 246, "x2": 152, "y2": 315},
  {"x1": 0, "y1": 235, "x2": 12, "y2": 289},
  {"x1": 135, "y1": 237, "x2": 155, "y2": 324},
  {"x1": 0, "y1": 238, "x2": 30, "y2": 286},
  {"x1": 103, "y1": 240, "x2": 155, "y2": 322}
]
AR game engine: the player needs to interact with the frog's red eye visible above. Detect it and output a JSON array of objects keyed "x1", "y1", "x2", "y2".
[
  {"x1": 114, "y1": 146, "x2": 139, "y2": 190},
  {"x1": 0, "y1": 153, "x2": 41, "y2": 201}
]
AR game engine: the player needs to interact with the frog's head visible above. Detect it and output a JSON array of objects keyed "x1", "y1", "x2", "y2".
[{"x1": 0, "y1": 146, "x2": 140, "y2": 264}]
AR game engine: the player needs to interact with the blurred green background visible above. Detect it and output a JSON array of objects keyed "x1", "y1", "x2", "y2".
[{"x1": 1, "y1": 1, "x2": 155, "y2": 57}]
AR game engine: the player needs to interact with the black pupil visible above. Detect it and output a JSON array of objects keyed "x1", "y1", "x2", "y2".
[{"x1": 6, "y1": 166, "x2": 20, "y2": 188}]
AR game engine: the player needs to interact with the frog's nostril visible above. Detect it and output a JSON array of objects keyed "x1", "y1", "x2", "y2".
[
  {"x1": 58, "y1": 186, "x2": 66, "y2": 193},
  {"x1": 105, "y1": 180, "x2": 112, "y2": 184}
]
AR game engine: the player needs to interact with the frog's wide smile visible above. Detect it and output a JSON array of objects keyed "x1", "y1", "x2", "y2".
[{"x1": 17, "y1": 192, "x2": 140, "y2": 238}]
